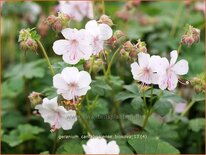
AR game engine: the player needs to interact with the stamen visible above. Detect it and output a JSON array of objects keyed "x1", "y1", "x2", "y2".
[{"x1": 178, "y1": 79, "x2": 190, "y2": 85}]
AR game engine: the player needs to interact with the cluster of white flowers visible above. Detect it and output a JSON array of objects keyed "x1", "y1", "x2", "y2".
[
  {"x1": 53, "y1": 20, "x2": 113, "y2": 64},
  {"x1": 57, "y1": 1, "x2": 93, "y2": 22},
  {"x1": 131, "y1": 50, "x2": 189, "y2": 91}
]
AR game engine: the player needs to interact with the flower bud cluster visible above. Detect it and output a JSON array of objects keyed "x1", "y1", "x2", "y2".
[
  {"x1": 190, "y1": 73, "x2": 205, "y2": 93},
  {"x1": 18, "y1": 29, "x2": 38, "y2": 52},
  {"x1": 181, "y1": 25, "x2": 200, "y2": 46},
  {"x1": 120, "y1": 39, "x2": 147, "y2": 60},
  {"x1": 47, "y1": 12, "x2": 70, "y2": 32}
]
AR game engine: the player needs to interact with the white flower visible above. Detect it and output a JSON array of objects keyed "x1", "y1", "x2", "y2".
[
  {"x1": 131, "y1": 52, "x2": 161, "y2": 84},
  {"x1": 58, "y1": 1, "x2": 93, "y2": 22},
  {"x1": 82, "y1": 138, "x2": 120, "y2": 154},
  {"x1": 85, "y1": 20, "x2": 113, "y2": 55},
  {"x1": 158, "y1": 50, "x2": 189, "y2": 91},
  {"x1": 53, "y1": 67, "x2": 92, "y2": 102},
  {"x1": 53, "y1": 28, "x2": 92, "y2": 64},
  {"x1": 35, "y1": 97, "x2": 77, "y2": 131}
]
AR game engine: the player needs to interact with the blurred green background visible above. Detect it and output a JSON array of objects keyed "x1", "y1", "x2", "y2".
[{"x1": 1, "y1": 0, "x2": 205, "y2": 154}]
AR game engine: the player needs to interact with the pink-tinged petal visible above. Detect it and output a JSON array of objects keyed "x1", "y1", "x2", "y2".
[
  {"x1": 167, "y1": 72, "x2": 178, "y2": 91},
  {"x1": 106, "y1": 141, "x2": 120, "y2": 154},
  {"x1": 61, "y1": 67, "x2": 79, "y2": 83},
  {"x1": 158, "y1": 57, "x2": 170, "y2": 74},
  {"x1": 151, "y1": 73, "x2": 159, "y2": 85},
  {"x1": 138, "y1": 52, "x2": 150, "y2": 68},
  {"x1": 170, "y1": 50, "x2": 178, "y2": 66},
  {"x1": 158, "y1": 74, "x2": 168, "y2": 90},
  {"x1": 85, "y1": 20, "x2": 99, "y2": 35},
  {"x1": 78, "y1": 44, "x2": 92, "y2": 60},
  {"x1": 99, "y1": 24, "x2": 113, "y2": 40},
  {"x1": 61, "y1": 28, "x2": 78, "y2": 39},
  {"x1": 175, "y1": 102, "x2": 186, "y2": 113},
  {"x1": 62, "y1": 52, "x2": 80, "y2": 65},
  {"x1": 149, "y1": 55, "x2": 162, "y2": 72},
  {"x1": 53, "y1": 74, "x2": 68, "y2": 90},
  {"x1": 53, "y1": 40, "x2": 69, "y2": 55},
  {"x1": 172, "y1": 60, "x2": 189, "y2": 75},
  {"x1": 78, "y1": 71, "x2": 92, "y2": 87},
  {"x1": 131, "y1": 62, "x2": 141, "y2": 80}
]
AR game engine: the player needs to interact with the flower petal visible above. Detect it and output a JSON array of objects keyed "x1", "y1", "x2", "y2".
[
  {"x1": 131, "y1": 62, "x2": 141, "y2": 80},
  {"x1": 59, "y1": 109, "x2": 77, "y2": 130},
  {"x1": 76, "y1": 86, "x2": 91, "y2": 96},
  {"x1": 53, "y1": 74, "x2": 68, "y2": 90},
  {"x1": 149, "y1": 55, "x2": 162, "y2": 72},
  {"x1": 61, "y1": 28, "x2": 78, "y2": 40},
  {"x1": 83, "y1": 138, "x2": 108, "y2": 154},
  {"x1": 168, "y1": 72, "x2": 178, "y2": 91},
  {"x1": 78, "y1": 71, "x2": 92, "y2": 88},
  {"x1": 106, "y1": 141, "x2": 120, "y2": 154},
  {"x1": 170, "y1": 50, "x2": 178, "y2": 66},
  {"x1": 158, "y1": 73, "x2": 168, "y2": 90},
  {"x1": 53, "y1": 40, "x2": 69, "y2": 55},
  {"x1": 62, "y1": 52, "x2": 80, "y2": 65},
  {"x1": 138, "y1": 52, "x2": 150, "y2": 68},
  {"x1": 99, "y1": 24, "x2": 113, "y2": 40},
  {"x1": 172, "y1": 60, "x2": 189, "y2": 75},
  {"x1": 61, "y1": 67, "x2": 79, "y2": 83},
  {"x1": 85, "y1": 20, "x2": 99, "y2": 35}
]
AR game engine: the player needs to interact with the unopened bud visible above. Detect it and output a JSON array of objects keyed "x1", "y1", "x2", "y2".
[
  {"x1": 28, "y1": 91, "x2": 43, "y2": 108},
  {"x1": 20, "y1": 41, "x2": 28, "y2": 51},
  {"x1": 114, "y1": 30, "x2": 125, "y2": 39},
  {"x1": 98, "y1": 14, "x2": 113, "y2": 26},
  {"x1": 25, "y1": 38, "x2": 38, "y2": 51},
  {"x1": 123, "y1": 41, "x2": 134, "y2": 52},
  {"x1": 191, "y1": 73, "x2": 205, "y2": 93},
  {"x1": 47, "y1": 15, "x2": 56, "y2": 25},
  {"x1": 135, "y1": 39, "x2": 147, "y2": 53},
  {"x1": 120, "y1": 48, "x2": 130, "y2": 59},
  {"x1": 52, "y1": 19, "x2": 63, "y2": 32}
]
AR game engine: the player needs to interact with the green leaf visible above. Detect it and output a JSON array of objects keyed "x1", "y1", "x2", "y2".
[
  {"x1": 2, "y1": 77, "x2": 24, "y2": 98},
  {"x1": 4, "y1": 60, "x2": 46, "y2": 79},
  {"x1": 2, "y1": 124, "x2": 44, "y2": 147},
  {"x1": 115, "y1": 92, "x2": 137, "y2": 101},
  {"x1": 128, "y1": 135, "x2": 180, "y2": 154},
  {"x1": 189, "y1": 118, "x2": 205, "y2": 132},
  {"x1": 90, "y1": 77, "x2": 112, "y2": 96},
  {"x1": 56, "y1": 140, "x2": 84, "y2": 154},
  {"x1": 131, "y1": 97, "x2": 143, "y2": 110},
  {"x1": 123, "y1": 84, "x2": 139, "y2": 94},
  {"x1": 90, "y1": 98, "x2": 109, "y2": 118},
  {"x1": 193, "y1": 93, "x2": 205, "y2": 102},
  {"x1": 154, "y1": 98, "x2": 172, "y2": 116}
]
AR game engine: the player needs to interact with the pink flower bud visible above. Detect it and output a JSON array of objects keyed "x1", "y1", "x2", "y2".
[
  {"x1": 52, "y1": 19, "x2": 63, "y2": 32},
  {"x1": 47, "y1": 15, "x2": 56, "y2": 25}
]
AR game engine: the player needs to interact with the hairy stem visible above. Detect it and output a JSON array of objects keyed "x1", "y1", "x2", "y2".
[
  {"x1": 102, "y1": 0, "x2": 105, "y2": 14},
  {"x1": 77, "y1": 109, "x2": 94, "y2": 135},
  {"x1": 105, "y1": 46, "x2": 122, "y2": 80},
  {"x1": 36, "y1": 40, "x2": 55, "y2": 76}
]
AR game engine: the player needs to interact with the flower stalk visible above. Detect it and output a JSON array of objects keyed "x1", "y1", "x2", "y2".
[{"x1": 36, "y1": 40, "x2": 55, "y2": 76}]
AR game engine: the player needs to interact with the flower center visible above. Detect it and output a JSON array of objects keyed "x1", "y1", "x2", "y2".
[{"x1": 71, "y1": 39, "x2": 78, "y2": 46}]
